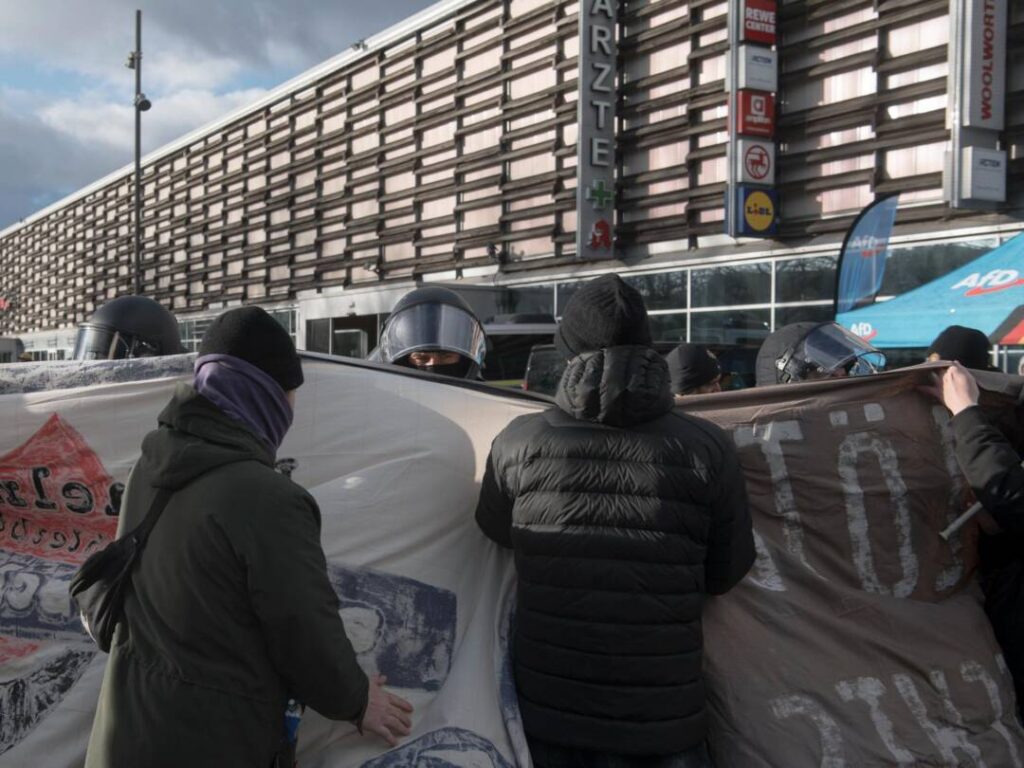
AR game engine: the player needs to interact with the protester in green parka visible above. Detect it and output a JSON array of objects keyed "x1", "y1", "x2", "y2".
[{"x1": 85, "y1": 306, "x2": 412, "y2": 768}]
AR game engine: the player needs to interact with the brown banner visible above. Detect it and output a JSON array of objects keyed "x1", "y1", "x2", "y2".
[{"x1": 684, "y1": 364, "x2": 1024, "y2": 766}]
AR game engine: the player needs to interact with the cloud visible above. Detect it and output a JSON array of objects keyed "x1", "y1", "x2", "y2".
[
  {"x1": 0, "y1": 1, "x2": 436, "y2": 94},
  {"x1": 0, "y1": 103, "x2": 124, "y2": 229},
  {"x1": 0, "y1": 0, "x2": 438, "y2": 229},
  {"x1": 39, "y1": 87, "x2": 268, "y2": 154}
]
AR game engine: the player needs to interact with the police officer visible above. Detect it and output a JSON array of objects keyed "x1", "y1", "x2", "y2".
[
  {"x1": 755, "y1": 321, "x2": 886, "y2": 386},
  {"x1": 377, "y1": 286, "x2": 486, "y2": 379},
  {"x1": 73, "y1": 296, "x2": 184, "y2": 360}
]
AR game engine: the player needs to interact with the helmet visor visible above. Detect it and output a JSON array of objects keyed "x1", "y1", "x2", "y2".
[
  {"x1": 378, "y1": 303, "x2": 486, "y2": 365},
  {"x1": 73, "y1": 326, "x2": 160, "y2": 360},
  {"x1": 794, "y1": 323, "x2": 886, "y2": 378}
]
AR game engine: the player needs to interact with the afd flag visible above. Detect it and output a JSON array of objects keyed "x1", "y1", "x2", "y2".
[
  {"x1": 838, "y1": 232, "x2": 1024, "y2": 348},
  {"x1": 834, "y1": 194, "x2": 900, "y2": 315}
]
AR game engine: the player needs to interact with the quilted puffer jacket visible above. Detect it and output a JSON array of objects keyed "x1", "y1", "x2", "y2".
[{"x1": 475, "y1": 345, "x2": 754, "y2": 755}]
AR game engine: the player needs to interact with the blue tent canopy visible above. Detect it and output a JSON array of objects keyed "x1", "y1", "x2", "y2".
[{"x1": 837, "y1": 232, "x2": 1024, "y2": 348}]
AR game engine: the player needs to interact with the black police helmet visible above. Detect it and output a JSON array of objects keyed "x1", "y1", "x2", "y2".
[{"x1": 73, "y1": 295, "x2": 184, "y2": 360}]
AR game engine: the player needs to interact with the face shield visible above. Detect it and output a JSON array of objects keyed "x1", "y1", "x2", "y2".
[
  {"x1": 778, "y1": 323, "x2": 886, "y2": 383},
  {"x1": 72, "y1": 325, "x2": 161, "y2": 360},
  {"x1": 378, "y1": 303, "x2": 486, "y2": 370}
]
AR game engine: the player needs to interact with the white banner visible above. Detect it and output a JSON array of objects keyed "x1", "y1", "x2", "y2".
[{"x1": 0, "y1": 356, "x2": 1021, "y2": 767}]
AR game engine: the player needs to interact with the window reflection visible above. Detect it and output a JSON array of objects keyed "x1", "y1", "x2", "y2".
[
  {"x1": 691, "y1": 310, "x2": 770, "y2": 346},
  {"x1": 776, "y1": 256, "x2": 837, "y2": 303},
  {"x1": 623, "y1": 271, "x2": 687, "y2": 310},
  {"x1": 649, "y1": 313, "x2": 687, "y2": 342},
  {"x1": 774, "y1": 304, "x2": 834, "y2": 328},
  {"x1": 879, "y1": 240, "x2": 996, "y2": 297},
  {"x1": 691, "y1": 263, "x2": 770, "y2": 308}
]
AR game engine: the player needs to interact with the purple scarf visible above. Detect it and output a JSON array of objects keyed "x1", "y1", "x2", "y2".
[{"x1": 194, "y1": 354, "x2": 294, "y2": 452}]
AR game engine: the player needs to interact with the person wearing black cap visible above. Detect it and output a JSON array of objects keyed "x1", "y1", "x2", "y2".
[
  {"x1": 927, "y1": 325, "x2": 997, "y2": 371},
  {"x1": 86, "y1": 306, "x2": 412, "y2": 768},
  {"x1": 755, "y1": 321, "x2": 886, "y2": 387},
  {"x1": 475, "y1": 274, "x2": 754, "y2": 767},
  {"x1": 666, "y1": 343, "x2": 723, "y2": 400}
]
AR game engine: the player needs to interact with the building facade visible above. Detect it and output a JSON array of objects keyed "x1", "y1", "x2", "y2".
[{"x1": 1, "y1": 0, "x2": 1022, "y2": 365}]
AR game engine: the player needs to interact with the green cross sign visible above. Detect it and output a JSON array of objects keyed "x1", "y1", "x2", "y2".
[{"x1": 585, "y1": 180, "x2": 614, "y2": 209}]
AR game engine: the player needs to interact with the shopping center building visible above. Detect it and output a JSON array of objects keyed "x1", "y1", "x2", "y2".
[{"x1": 1, "y1": 0, "x2": 1022, "y2": 368}]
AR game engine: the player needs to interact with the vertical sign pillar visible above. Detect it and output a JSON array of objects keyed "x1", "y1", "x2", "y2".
[
  {"x1": 576, "y1": 0, "x2": 618, "y2": 260},
  {"x1": 945, "y1": 0, "x2": 1008, "y2": 208},
  {"x1": 726, "y1": 0, "x2": 779, "y2": 238}
]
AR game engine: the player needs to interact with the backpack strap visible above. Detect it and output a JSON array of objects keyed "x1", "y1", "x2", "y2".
[{"x1": 125, "y1": 487, "x2": 175, "y2": 546}]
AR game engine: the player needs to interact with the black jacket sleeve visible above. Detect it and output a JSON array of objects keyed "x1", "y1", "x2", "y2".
[
  {"x1": 475, "y1": 447, "x2": 515, "y2": 548},
  {"x1": 704, "y1": 438, "x2": 756, "y2": 595},
  {"x1": 243, "y1": 487, "x2": 369, "y2": 721},
  {"x1": 951, "y1": 405, "x2": 1024, "y2": 534}
]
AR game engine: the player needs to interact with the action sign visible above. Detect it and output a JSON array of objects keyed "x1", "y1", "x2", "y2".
[
  {"x1": 735, "y1": 185, "x2": 778, "y2": 237},
  {"x1": 736, "y1": 139, "x2": 775, "y2": 185},
  {"x1": 737, "y1": 45, "x2": 778, "y2": 92},
  {"x1": 735, "y1": 89, "x2": 775, "y2": 137},
  {"x1": 742, "y1": 0, "x2": 777, "y2": 45}
]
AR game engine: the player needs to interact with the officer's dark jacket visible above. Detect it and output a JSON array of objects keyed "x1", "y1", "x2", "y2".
[
  {"x1": 475, "y1": 345, "x2": 755, "y2": 755},
  {"x1": 86, "y1": 385, "x2": 367, "y2": 768}
]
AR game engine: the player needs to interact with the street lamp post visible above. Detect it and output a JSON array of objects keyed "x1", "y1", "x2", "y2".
[{"x1": 126, "y1": 9, "x2": 151, "y2": 296}]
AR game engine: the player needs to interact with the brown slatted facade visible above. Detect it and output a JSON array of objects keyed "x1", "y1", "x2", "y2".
[{"x1": 1, "y1": 0, "x2": 1022, "y2": 335}]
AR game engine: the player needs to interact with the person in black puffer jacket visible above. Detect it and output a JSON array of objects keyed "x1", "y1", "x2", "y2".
[{"x1": 475, "y1": 275, "x2": 755, "y2": 767}]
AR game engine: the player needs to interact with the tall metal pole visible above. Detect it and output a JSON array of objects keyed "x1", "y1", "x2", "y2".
[{"x1": 133, "y1": 9, "x2": 142, "y2": 295}]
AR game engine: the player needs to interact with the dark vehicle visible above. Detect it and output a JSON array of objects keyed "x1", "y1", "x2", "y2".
[
  {"x1": 522, "y1": 344, "x2": 565, "y2": 394},
  {"x1": 481, "y1": 314, "x2": 557, "y2": 386},
  {"x1": 523, "y1": 342, "x2": 758, "y2": 396}
]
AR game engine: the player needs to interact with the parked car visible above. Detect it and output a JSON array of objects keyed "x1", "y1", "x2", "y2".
[
  {"x1": 523, "y1": 341, "x2": 759, "y2": 397},
  {"x1": 481, "y1": 315, "x2": 556, "y2": 387}
]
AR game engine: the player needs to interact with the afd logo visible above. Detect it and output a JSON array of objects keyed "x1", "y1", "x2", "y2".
[
  {"x1": 848, "y1": 235, "x2": 887, "y2": 259},
  {"x1": 952, "y1": 269, "x2": 1024, "y2": 297},
  {"x1": 850, "y1": 322, "x2": 877, "y2": 342}
]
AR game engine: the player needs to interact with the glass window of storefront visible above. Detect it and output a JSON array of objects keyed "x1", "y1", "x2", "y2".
[
  {"x1": 542, "y1": 234, "x2": 1015, "y2": 360},
  {"x1": 878, "y1": 239, "x2": 998, "y2": 297},
  {"x1": 180, "y1": 308, "x2": 297, "y2": 352},
  {"x1": 691, "y1": 309, "x2": 771, "y2": 346},
  {"x1": 691, "y1": 263, "x2": 771, "y2": 308},
  {"x1": 776, "y1": 256, "x2": 838, "y2": 303}
]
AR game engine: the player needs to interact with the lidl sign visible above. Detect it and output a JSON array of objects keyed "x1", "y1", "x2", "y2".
[{"x1": 735, "y1": 186, "x2": 778, "y2": 237}]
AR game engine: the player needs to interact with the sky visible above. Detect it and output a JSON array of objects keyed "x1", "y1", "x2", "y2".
[{"x1": 0, "y1": 0, "x2": 438, "y2": 230}]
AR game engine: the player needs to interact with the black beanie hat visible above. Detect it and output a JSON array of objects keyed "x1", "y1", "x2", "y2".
[
  {"x1": 199, "y1": 306, "x2": 304, "y2": 390},
  {"x1": 928, "y1": 325, "x2": 995, "y2": 371},
  {"x1": 555, "y1": 274, "x2": 652, "y2": 359},
  {"x1": 665, "y1": 343, "x2": 721, "y2": 394}
]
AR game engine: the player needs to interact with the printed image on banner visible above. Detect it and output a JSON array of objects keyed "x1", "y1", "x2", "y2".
[{"x1": 737, "y1": 186, "x2": 778, "y2": 237}]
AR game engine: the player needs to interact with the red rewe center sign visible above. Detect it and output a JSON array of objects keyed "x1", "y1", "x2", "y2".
[
  {"x1": 735, "y1": 90, "x2": 775, "y2": 137},
  {"x1": 742, "y1": 0, "x2": 777, "y2": 45}
]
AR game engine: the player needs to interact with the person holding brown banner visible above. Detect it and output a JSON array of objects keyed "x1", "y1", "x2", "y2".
[{"x1": 929, "y1": 361, "x2": 1024, "y2": 718}]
